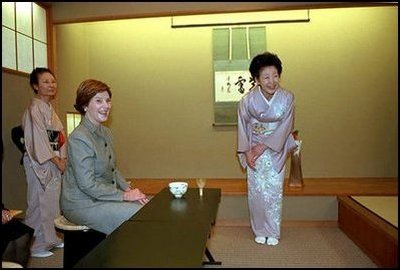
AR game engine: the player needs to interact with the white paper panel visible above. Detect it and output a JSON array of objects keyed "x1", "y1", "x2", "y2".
[
  {"x1": 16, "y1": 2, "x2": 32, "y2": 36},
  {"x1": 2, "y1": 2, "x2": 15, "y2": 29},
  {"x1": 33, "y1": 3, "x2": 47, "y2": 43},
  {"x1": 17, "y1": 33, "x2": 33, "y2": 73},
  {"x1": 2, "y1": 27, "x2": 17, "y2": 69},
  {"x1": 34, "y1": 40, "x2": 47, "y2": 68}
]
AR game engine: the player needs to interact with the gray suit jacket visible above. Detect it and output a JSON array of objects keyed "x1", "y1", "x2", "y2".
[{"x1": 61, "y1": 116, "x2": 129, "y2": 211}]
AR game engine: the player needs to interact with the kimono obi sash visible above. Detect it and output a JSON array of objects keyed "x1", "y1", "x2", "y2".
[{"x1": 251, "y1": 122, "x2": 278, "y2": 136}]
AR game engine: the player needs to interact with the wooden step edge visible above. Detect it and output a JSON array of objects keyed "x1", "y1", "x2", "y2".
[{"x1": 129, "y1": 178, "x2": 398, "y2": 196}]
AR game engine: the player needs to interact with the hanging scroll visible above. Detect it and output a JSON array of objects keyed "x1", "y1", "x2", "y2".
[{"x1": 212, "y1": 26, "x2": 266, "y2": 125}]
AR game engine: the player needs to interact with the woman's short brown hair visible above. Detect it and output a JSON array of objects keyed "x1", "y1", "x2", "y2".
[{"x1": 74, "y1": 79, "x2": 112, "y2": 115}]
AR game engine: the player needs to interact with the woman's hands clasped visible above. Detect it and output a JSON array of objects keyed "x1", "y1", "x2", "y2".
[
  {"x1": 123, "y1": 188, "x2": 149, "y2": 205},
  {"x1": 245, "y1": 143, "x2": 267, "y2": 171},
  {"x1": 52, "y1": 156, "x2": 67, "y2": 174},
  {"x1": 2, "y1": 209, "x2": 12, "y2": 224}
]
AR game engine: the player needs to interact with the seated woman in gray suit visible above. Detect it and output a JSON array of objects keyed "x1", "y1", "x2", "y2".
[{"x1": 61, "y1": 79, "x2": 149, "y2": 235}]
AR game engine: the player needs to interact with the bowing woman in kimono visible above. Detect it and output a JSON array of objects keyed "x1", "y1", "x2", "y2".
[
  {"x1": 237, "y1": 52, "x2": 297, "y2": 246},
  {"x1": 22, "y1": 68, "x2": 66, "y2": 257}
]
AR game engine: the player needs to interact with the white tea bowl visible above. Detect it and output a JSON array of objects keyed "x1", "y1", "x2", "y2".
[{"x1": 168, "y1": 181, "x2": 188, "y2": 199}]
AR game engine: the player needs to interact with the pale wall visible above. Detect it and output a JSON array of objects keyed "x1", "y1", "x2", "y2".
[
  {"x1": 55, "y1": 6, "x2": 398, "y2": 179},
  {"x1": 2, "y1": 73, "x2": 33, "y2": 209},
  {"x1": 2, "y1": 6, "x2": 398, "y2": 215}
]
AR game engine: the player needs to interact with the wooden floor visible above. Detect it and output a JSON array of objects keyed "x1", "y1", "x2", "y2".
[{"x1": 129, "y1": 177, "x2": 397, "y2": 196}]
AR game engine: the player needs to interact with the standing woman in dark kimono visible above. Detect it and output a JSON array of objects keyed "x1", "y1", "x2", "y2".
[
  {"x1": 237, "y1": 52, "x2": 297, "y2": 246},
  {"x1": 22, "y1": 68, "x2": 66, "y2": 257}
]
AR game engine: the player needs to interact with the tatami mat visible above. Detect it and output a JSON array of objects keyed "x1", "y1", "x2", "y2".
[{"x1": 350, "y1": 196, "x2": 398, "y2": 228}]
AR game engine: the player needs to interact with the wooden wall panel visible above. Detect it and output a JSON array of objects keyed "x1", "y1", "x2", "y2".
[{"x1": 337, "y1": 196, "x2": 398, "y2": 268}]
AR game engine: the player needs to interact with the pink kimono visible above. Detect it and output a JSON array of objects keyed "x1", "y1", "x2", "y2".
[
  {"x1": 237, "y1": 87, "x2": 296, "y2": 239},
  {"x1": 22, "y1": 97, "x2": 66, "y2": 253}
]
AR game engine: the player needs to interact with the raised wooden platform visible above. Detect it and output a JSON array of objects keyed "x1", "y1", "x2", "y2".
[
  {"x1": 129, "y1": 178, "x2": 397, "y2": 196},
  {"x1": 351, "y1": 196, "x2": 397, "y2": 228},
  {"x1": 338, "y1": 196, "x2": 398, "y2": 268}
]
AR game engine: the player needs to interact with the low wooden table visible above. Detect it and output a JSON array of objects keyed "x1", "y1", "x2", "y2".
[
  {"x1": 131, "y1": 187, "x2": 221, "y2": 223},
  {"x1": 75, "y1": 188, "x2": 221, "y2": 268}
]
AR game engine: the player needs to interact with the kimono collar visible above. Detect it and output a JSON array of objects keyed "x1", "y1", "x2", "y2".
[
  {"x1": 32, "y1": 97, "x2": 53, "y2": 108},
  {"x1": 82, "y1": 115, "x2": 104, "y2": 134}
]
